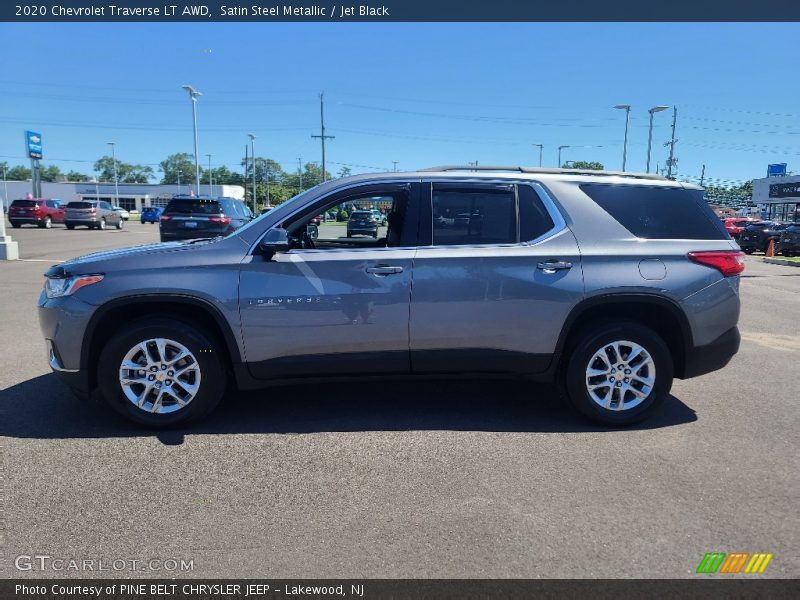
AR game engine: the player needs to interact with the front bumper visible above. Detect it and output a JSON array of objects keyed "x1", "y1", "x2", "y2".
[
  {"x1": 38, "y1": 292, "x2": 96, "y2": 394},
  {"x1": 681, "y1": 326, "x2": 740, "y2": 379}
]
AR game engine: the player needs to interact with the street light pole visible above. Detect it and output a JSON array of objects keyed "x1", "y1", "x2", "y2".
[
  {"x1": 106, "y1": 141, "x2": 119, "y2": 207},
  {"x1": 248, "y1": 133, "x2": 257, "y2": 210},
  {"x1": 297, "y1": 157, "x2": 303, "y2": 191},
  {"x1": 206, "y1": 154, "x2": 213, "y2": 195},
  {"x1": 533, "y1": 144, "x2": 543, "y2": 167},
  {"x1": 614, "y1": 104, "x2": 631, "y2": 171},
  {"x1": 0, "y1": 163, "x2": 7, "y2": 239},
  {"x1": 558, "y1": 145, "x2": 569, "y2": 167},
  {"x1": 182, "y1": 84, "x2": 202, "y2": 192},
  {"x1": 646, "y1": 105, "x2": 669, "y2": 173}
]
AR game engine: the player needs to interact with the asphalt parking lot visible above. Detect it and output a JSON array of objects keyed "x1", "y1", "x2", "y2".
[{"x1": 1, "y1": 220, "x2": 797, "y2": 579}]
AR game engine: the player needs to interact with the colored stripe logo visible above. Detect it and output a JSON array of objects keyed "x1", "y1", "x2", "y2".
[{"x1": 697, "y1": 552, "x2": 773, "y2": 574}]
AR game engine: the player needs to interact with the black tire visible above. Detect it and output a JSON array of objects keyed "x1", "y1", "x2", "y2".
[
  {"x1": 98, "y1": 218, "x2": 106, "y2": 230},
  {"x1": 11, "y1": 221, "x2": 21, "y2": 228},
  {"x1": 743, "y1": 248, "x2": 755, "y2": 255},
  {"x1": 116, "y1": 218, "x2": 124, "y2": 230},
  {"x1": 65, "y1": 223, "x2": 75, "y2": 230},
  {"x1": 560, "y1": 320, "x2": 674, "y2": 426},
  {"x1": 97, "y1": 318, "x2": 227, "y2": 428}
]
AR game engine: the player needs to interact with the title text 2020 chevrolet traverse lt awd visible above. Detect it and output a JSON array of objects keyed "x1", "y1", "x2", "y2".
[{"x1": 39, "y1": 166, "x2": 743, "y2": 427}]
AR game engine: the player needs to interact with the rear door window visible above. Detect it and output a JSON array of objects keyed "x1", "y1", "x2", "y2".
[
  {"x1": 432, "y1": 186, "x2": 517, "y2": 246},
  {"x1": 580, "y1": 184, "x2": 729, "y2": 240}
]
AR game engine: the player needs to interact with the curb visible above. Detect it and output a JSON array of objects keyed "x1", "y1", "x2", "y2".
[{"x1": 763, "y1": 258, "x2": 800, "y2": 267}]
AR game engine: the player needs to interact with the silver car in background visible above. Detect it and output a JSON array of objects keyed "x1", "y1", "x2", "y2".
[{"x1": 64, "y1": 200, "x2": 124, "y2": 230}]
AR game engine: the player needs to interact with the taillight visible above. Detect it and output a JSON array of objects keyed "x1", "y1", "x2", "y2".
[
  {"x1": 90, "y1": 207, "x2": 96, "y2": 214},
  {"x1": 160, "y1": 215, "x2": 172, "y2": 221},
  {"x1": 688, "y1": 251, "x2": 745, "y2": 277},
  {"x1": 209, "y1": 216, "x2": 231, "y2": 224},
  {"x1": 34, "y1": 203, "x2": 43, "y2": 213}
]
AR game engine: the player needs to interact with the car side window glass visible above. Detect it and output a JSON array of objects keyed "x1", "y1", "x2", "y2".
[
  {"x1": 518, "y1": 185, "x2": 555, "y2": 241},
  {"x1": 101, "y1": 202, "x2": 112, "y2": 210},
  {"x1": 432, "y1": 188, "x2": 517, "y2": 246}
]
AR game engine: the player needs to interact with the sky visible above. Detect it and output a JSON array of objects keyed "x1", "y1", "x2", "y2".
[{"x1": 1, "y1": 22, "x2": 798, "y2": 186}]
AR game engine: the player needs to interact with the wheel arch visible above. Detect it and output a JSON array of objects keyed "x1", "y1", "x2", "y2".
[
  {"x1": 555, "y1": 293, "x2": 693, "y2": 379},
  {"x1": 82, "y1": 294, "x2": 242, "y2": 392}
]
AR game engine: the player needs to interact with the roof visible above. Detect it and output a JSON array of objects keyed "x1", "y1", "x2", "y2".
[{"x1": 419, "y1": 165, "x2": 669, "y2": 181}]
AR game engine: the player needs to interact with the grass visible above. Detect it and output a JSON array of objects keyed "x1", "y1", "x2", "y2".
[{"x1": 767, "y1": 255, "x2": 800, "y2": 263}]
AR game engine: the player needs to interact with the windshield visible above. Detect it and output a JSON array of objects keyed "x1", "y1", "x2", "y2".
[
  {"x1": 11, "y1": 200, "x2": 37, "y2": 207},
  {"x1": 225, "y1": 184, "x2": 325, "y2": 240}
]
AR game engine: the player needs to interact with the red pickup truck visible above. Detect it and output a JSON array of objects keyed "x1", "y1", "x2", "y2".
[{"x1": 8, "y1": 198, "x2": 66, "y2": 228}]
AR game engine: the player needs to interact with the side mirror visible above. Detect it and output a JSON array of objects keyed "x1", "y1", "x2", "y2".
[{"x1": 258, "y1": 228, "x2": 290, "y2": 256}]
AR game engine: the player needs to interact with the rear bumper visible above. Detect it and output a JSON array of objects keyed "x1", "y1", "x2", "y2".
[
  {"x1": 681, "y1": 326, "x2": 740, "y2": 379},
  {"x1": 9, "y1": 216, "x2": 44, "y2": 224}
]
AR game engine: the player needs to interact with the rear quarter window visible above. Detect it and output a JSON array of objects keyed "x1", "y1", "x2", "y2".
[{"x1": 580, "y1": 184, "x2": 729, "y2": 240}]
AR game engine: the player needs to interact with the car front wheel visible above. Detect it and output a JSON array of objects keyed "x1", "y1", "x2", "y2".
[
  {"x1": 97, "y1": 318, "x2": 227, "y2": 427},
  {"x1": 116, "y1": 218, "x2": 124, "y2": 230},
  {"x1": 562, "y1": 320, "x2": 673, "y2": 426}
]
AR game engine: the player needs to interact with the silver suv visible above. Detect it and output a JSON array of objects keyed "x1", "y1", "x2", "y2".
[
  {"x1": 38, "y1": 166, "x2": 743, "y2": 427},
  {"x1": 64, "y1": 200, "x2": 124, "y2": 230}
]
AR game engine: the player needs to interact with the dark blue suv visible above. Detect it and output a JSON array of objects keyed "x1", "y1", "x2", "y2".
[{"x1": 159, "y1": 195, "x2": 253, "y2": 242}]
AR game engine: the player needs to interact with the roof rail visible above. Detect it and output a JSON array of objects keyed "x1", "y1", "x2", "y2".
[{"x1": 420, "y1": 165, "x2": 668, "y2": 181}]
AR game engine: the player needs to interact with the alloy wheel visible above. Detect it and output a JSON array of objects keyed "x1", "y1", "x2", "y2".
[
  {"x1": 585, "y1": 340, "x2": 656, "y2": 411},
  {"x1": 118, "y1": 338, "x2": 201, "y2": 414}
]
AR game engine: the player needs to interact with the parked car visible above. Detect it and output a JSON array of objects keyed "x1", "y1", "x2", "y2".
[
  {"x1": 347, "y1": 210, "x2": 379, "y2": 237},
  {"x1": 64, "y1": 200, "x2": 123, "y2": 230},
  {"x1": 737, "y1": 221, "x2": 790, "y2": 254},
  {"x1": 159, "y1": 195, "x2": 253, "y2": 242},
  {"x1": 38, "y1": 165, "x2": 743, "y2": 428},
  {"x1": 8, "y1": 198, "x2": 65, "y2": 229},
  {"x1": 140, "y1": 206, "x2": 163, "y2": 224},
  {"x1": 723, "y1": 217, "x2": 760, "y2": 240},
  {"x1": 113, "y1": 206, "x2": 130, "y2": 221},
  {"x1": 371, "y1": 208, "x2": 387, "y2": 226},
  {"x1": 775, "y1": 223, "x2": 800, "y2": 256}
]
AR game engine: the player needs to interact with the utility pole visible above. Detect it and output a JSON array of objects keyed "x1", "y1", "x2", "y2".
[
  {"x1": 206, "y1": 154, "x2": 213, "y2": 196},
  {"x1": 700, "y1": 164, "x2": 706, "y2": 186},
  {"x1": 311, "y1": 92, "x2": 335, "y2": 181},
  {"x1": 392, "y1": 161, "x2": 398, "y2": 172},
  {"x1": 297, "y1": 157, "x2": 303, "y2": 191},
  {"x1": 666, "y1": 106, "x2": 678, "y2": 179},
  {"x1": 558, "y1": 145, "x2": 569, "y2": 167},
  {"x1": 244, "y1": 144, "x2": 249, "y2": 209},
  {"x1": 533, "y1": 144, "x2": 543, "y2": 167},
  {"x1": 248, "y1": 134, "x2": 257, "y2": 210}
]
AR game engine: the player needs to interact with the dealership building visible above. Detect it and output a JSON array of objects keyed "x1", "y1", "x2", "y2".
[
  {"x1": 751, "y1": 173, "x2": 800, "y2": 222},
  {"x1": 1, "y1": 180, "x2": 245, "y2": 213}
]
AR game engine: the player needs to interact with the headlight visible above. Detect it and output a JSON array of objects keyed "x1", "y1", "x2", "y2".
[{"x1": 44, "y1": 274, "x2": 104, "y2": 299}]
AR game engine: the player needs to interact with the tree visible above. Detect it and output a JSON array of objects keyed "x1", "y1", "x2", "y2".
[
  {"x1": 159, "y1": 153, "x2": 199, "y2": 185},
  {"x1": 39, "y1": 164, "x2": 63, "y2": 182},
  {"x1": 337, "y1": 166, "x2": 352, "y2": 178},
  {"x1": 65, "y1": 170, "x2": 91, "y2": 181},
  {"x1": 95, "y1": 155, "x2": 154, "y2": 183},
  {"x1": 5, "y1": 165, "x2": 32, "y2": 181},
  {"x1": 563, "y1": 160, "x2": 604, "y2": 170}
]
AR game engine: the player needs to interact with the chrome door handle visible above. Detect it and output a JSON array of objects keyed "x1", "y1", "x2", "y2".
[
  {"x1": 366, "y1": 265, "x2": 404, "y2": 275},
  {"x1": 537, "y1": 260, "x2": 573, "y2": 272}
]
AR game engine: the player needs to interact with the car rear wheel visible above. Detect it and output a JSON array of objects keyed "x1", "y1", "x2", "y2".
[
  {"x1": 97, "y1": 318, "x2": 227, "y2": 427},
  {"x1": 98, "y1": 218, "x2": 106, "y2": 230},
  {"x1": 40, "y1": 216, "x2": 52, "y2": 229},
  {"x1": 11, "y1": 221, "x2": 21, "y2": 228},
  {"x1": 561, "y1": 320, "x2": 673, "y2": 426},
  {"x1": 743, "y1": 248, "x2": 755, "y2": 254},
  {"x1": 65, "y1": 223, "x2": 75, "y2": 230}
]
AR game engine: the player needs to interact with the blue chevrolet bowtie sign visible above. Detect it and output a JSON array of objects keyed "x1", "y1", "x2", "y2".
[{"x1": 26, "y1": 130, "x2": 43, "y2": 159}]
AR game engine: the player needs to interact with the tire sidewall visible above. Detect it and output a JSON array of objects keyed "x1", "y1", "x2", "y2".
[
  {"x1": 564, "y1": 321, "x2": 674, "y2": 426},
  {"x1": 97, "y1": 319, "x2": 226, "y2": 427},
  {"x1": 99, "y1": 218, "x2": 106, "y2": 230}
]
